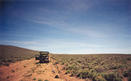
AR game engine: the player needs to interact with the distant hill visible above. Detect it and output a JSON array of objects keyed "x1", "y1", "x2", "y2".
[{"x1": 0, "y1": 45, "x2": 39, "y2": 66}]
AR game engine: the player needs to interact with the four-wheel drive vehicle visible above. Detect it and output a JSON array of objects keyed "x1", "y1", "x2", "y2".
[{"x1": 35, "y1": 51, "x2": 49, "y2": 63}]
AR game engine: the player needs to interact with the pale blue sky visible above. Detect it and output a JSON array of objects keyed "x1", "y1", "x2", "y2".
[{"x1": 0, "y1": 0, "x2": 131, "y2": 54}]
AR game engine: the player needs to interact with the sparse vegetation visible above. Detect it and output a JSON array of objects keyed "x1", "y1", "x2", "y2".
[
  {"x1": 6, "y1": 76, "x2": 10, "y2": 79},
  {"x1": 0, "y1": 45, "x2": 39, "y2": 66},
  {"x1": 1, "y1": 45, "x2": 131, "y2": 81},
  {"x1": 33, "y1": 77, "x2": 36, "y2": 80},
  {"x1": 38, "y1": 78, "x2": 43, "y2": 81},
  {"x1": 51, "y1": 54, "x2": 131, "y2": 81},
  {"x1": 44, "y1": 80, "x2": 48, "y2": 81},
  {"x1": 11, "y1": 69, "x2": 15, "y2": 73},
  {"x1": 24, "y1": 65, "x2": 26, "y2": 68}
]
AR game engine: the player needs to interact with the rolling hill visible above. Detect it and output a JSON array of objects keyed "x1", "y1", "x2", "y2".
[{"x1": 0, "y1": 45, "x2": 39, "y2": 66}]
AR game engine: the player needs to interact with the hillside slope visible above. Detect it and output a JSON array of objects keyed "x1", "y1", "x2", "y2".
[{"x1": 0, "y1": 45, "x2": 39, "y2": 65}]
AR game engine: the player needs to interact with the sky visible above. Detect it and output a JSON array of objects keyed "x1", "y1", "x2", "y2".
[{"x1": 0, "y1": 0, "x2": 131, "y2": 54}]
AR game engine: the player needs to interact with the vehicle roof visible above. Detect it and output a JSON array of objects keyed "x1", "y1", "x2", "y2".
[{"x1": 39, "y1": 51, "x2": 49, "y2": 54}]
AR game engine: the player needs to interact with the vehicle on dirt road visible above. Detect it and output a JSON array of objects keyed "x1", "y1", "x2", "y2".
[{"x1": 35, "y1": 51, "x2": 49, "y2": 63}]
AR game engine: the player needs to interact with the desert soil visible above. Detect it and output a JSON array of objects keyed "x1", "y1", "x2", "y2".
[{"x1": 0, "y1": 58, "x2": 85, "y2": 81}]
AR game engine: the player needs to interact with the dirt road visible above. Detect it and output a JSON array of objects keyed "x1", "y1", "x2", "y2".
[{"x1": 0, "y1": 58, "x2": 85, "y2": 81}]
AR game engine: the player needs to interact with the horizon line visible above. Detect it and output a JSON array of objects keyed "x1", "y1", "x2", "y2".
[{"x1": 1, "y1": 44, "x2": 130, "y2": 55}]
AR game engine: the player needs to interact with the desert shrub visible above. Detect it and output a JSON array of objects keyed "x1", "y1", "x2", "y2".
[
  {"x1": 95, "y1": 66, "x2": 104, "y2": 73},
  {"x1": 24, "y1": 65, "x2": 26, "y2": 68},
  {"x1": 93, "y1": 75, "x2": 106, "y2": 81},
  {"x1": 44, "y1": 80, "x2": 48, "y2": 81},
  {"x1": 102, "y1": 72, "x2": 122, "y2": 81},
  {"x1": 65, "y1": 70, "x2": 70, "y2": 74},
  {"x1": 76, "y1": 69, "x2": 98, "y2": 79},
  {"x1": 123, "y1": 71, "x2": 128, "y2": 77},
  {"x1": 70, "y1": 70, "x2": 79, "y2": 76},
  {"x1": 127, "y1": 57, "x2": 131, "y2": 61},
  {"x1": 52, "y1": 54, "x2": 131, "y2": 81},
  {"x1": 77, "y1": 69, "x2": 89, "y2": 79},
  {"x1": 33, "y1": 78, "x2": 36, "y2": 80},
  {"x1": 64, "y1": 64, "x2": 79, "y2": 76},
  {"x1": 4, "y1": 63, "x2": 10, "y2": 66},
  {"x1": 85, "y1": 78, "x2": 92, "y2": 81},
  {"x1": 65, "y1": 64, "x2": 78, "y2": 70},
  {"x1": 11, "y1": 69, "x2": 15, "y2": 72},
  {"x1": 109, "y1": 64, "x2": 122, "y2": 69},
  {"x1": 88, "y1": 71, "x2": 98, "y2": 79},
  {"x1": 6, "y1": 76, "x2": 10, "y2": 79},
  {"x1": 38, "y1": 79, "x2": 42, "y2": 81},
  {"x1": 127, "y1": 68, "x2": 131, "y2": 80},
  {"x1": 77, "y1": 60, "x2": 82, "y2": 63},
  {"x1": 60, "y1": 62, "x2": 64, "y2": 65},
  {"x1": 7, "y1": 59, "x2": 12, "y2": 62},
  {"x1": 122, "y1": 68, "x2": 131, "y2": 79},
  {"x1": 53, "y1": 62, "x2": 59, "y2": 65},
  {"x1": 128, "y1": 77, "x2": 131, "y2": 81}
]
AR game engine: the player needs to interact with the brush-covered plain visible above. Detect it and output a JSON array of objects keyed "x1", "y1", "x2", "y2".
[{"x1": 51, "y1": 54, "x2": 131, "y2": 81}]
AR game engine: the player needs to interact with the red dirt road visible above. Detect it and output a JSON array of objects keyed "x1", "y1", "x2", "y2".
[{"x1": 0, "y1": 58, "x2": 85, "y2": 81}]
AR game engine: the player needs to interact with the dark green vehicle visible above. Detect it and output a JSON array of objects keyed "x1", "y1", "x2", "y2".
[{"x1": 35, "y1": 51, "x2": 49, "y2": 63}]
